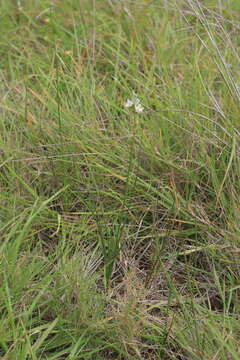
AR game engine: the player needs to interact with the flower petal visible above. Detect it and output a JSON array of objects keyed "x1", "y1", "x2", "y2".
[
  {"x1": 124, "y1": 99, "x2": 134, "y2": 108},
  {"x1": 135, "y1": 103, "x2": 144, "y2": 113}
]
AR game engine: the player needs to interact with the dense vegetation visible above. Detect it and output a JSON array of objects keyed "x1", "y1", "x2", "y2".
[{"x1": 1, "y1": 0, "x2": 240, "y2": 358}]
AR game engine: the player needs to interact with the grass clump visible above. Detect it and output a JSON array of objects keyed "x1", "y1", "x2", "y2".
[{"x1": 1, "y1": 0, "x2": 240, "y2": 358}]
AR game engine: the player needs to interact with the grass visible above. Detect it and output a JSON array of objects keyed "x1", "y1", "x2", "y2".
[{"x1": 0, "y1": 0, "x2": 240, "y2": 358}]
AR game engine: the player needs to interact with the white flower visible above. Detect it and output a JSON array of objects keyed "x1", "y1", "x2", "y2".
[
  {"x1": 124, "y1": 96, "x2": 144, "y2": 113},
  {"x1": 124, "y1": 99, "x2": 134, "y2": 108},
  {"x1": 135, "y1": 103, "x2": 144, "y2": 113}
]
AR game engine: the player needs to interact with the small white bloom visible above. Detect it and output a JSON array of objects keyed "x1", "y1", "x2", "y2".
[
  {"x1": 135, "y1": 103, "x2": 144, "y2": 113},
  {"x1": 124, "y1": 99, "x2": 134, "y2": 108},
  {"x1": 124, "y1": 96, "x2": 144, "y2": 113}
]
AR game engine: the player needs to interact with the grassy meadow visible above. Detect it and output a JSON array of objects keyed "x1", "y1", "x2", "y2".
[{"x1": 1, "y1": 0, "x2": 240, "y2": 358}]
